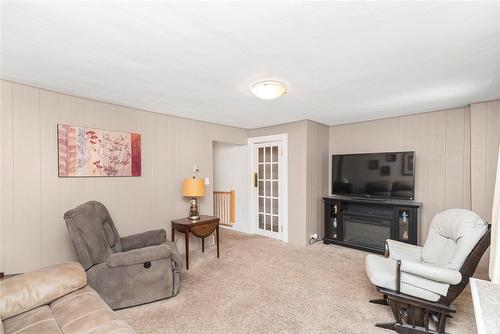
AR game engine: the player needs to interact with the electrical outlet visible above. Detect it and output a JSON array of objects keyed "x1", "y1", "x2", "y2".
[
  {"x1": 204, "y1": 177, "x2": 210, "y2": 185},
  {"x1": 311, "y1": 233, "x2": 318, "y2": 240}
]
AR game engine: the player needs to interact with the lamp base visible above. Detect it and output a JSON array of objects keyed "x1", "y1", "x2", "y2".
[{"x1": 188, "y1": 198, "x2": 200, "y2": 220}]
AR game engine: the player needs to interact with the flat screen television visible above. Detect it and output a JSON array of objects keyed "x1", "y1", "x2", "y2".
[{"x1": 331, "y1": 151, "x2": 415, "y2": 200}]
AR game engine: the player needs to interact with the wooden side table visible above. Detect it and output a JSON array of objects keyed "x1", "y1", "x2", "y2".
[{"x1": 171, "y1": 215, "x2": 220, "y2": 270}]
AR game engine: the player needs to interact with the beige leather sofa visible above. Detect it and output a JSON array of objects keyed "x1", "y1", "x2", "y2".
[{"x1": 0, "y1": 262, "x2": 135, "y2": 334}]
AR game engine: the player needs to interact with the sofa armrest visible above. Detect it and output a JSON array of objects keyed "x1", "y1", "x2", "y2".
[
  {"x1": 0, "y1": 263, "x2": 86, "y2": 320},
  {"x1": 120, "y1": 229, "x2": 167, "y2": 251},
  {"x1": 107, "y1": 245, "x2": 172, "y2": 268},
  {"x1": 400, "y1": 260, "x2": 462, "y2": 285},
  {"x1": 386, "y1": 239, "x2": 423, "y2": 262}
]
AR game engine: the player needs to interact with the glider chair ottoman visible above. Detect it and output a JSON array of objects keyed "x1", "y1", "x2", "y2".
[
  {"x1": 64, "y1": 201, "x2": 182, "y2": 310},
  {"x1": 366, "y1": 208, "x2": 490, "y2": 334}
]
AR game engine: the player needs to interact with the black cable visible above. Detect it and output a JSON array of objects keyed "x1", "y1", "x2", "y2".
[{"x1": 308, "y1": 237, "x2": 322, "y2": 245}]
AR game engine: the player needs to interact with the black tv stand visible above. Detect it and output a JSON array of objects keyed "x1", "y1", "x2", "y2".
[
  {"x1": 323, "y1": 195, "x2": 421, "y2": 254},
  {"x1": 353, "y1": 196, "x2": 388, "y2": 202}
]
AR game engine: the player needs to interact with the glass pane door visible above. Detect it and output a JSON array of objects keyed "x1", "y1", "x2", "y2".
[{"x1": 256, "y1": 144, "x2": 280, "y2": 236}]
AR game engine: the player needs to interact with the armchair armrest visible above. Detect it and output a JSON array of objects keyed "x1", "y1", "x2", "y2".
[
  {"x1": 385, "y1": 239, "x2": 423, "y2": 262},
  {"x1": 107, "y1": 245, "x2": 172, "y2": 268},
  {"x1": 120, "y1": 229, "x2": 167, "y2": 251},
  {"x1": 161, "y1": 241, "x2": 183, "y2": 272},
  {"x1": 400, "y1": 260, "x2": 462, "y2": 285}
]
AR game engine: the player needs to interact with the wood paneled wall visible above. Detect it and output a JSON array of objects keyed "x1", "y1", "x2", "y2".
[
  {"x1": 1, "y1": 79, "x2": 497, "y2": 273},
  {"x1": 471, "y1": 99, "x2": 500, "y2": 223},
  {"x1": 306, "y1": 121, "x2": 329, "y2": 241},
  {"x1": 0, "y1": 80, "x2": 247, "y2": 274},
  {"x1": 330, "y1": 107, "x2": 471, "y2": 243},
  {"x1": 330, "y1": 102, "x2": 499, "y2": 247}
]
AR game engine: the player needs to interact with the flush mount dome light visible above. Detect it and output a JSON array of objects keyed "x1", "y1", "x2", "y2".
[{"x1": 251, "y1": 80, "x2": 287, "y2": 100}]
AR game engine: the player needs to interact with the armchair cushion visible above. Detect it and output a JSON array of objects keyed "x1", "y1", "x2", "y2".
[
  {"x1": 422, "y1": 209, "x2": 488, "y2": 270},
  {"x1": 0, "y1": 263, "x2": 86, "y2": 320},
  {"x1": 400, "y1": 260, "x2": 461, "y2": 285},
  {"x1": 64, "y1": 201, "x2": 120, "y2": 267},
  {"x1": 161, "y1": 241, "x2": 183, "y2": 271},
  {"x1": 386, "y1": 239, "x2": 423, "y2": 262},
  {"x1": 120, "y1": 229, "x2": 167, "y2": 252},
  {"x1": 106, "y1": 245, "x2": 172, "y2": 268},
  {"x1": 64, "y1": 201, "x2": 182, "y2": 309},
  {"x1": 366, "y1": 254, "x2": 445, "y2": 302}
]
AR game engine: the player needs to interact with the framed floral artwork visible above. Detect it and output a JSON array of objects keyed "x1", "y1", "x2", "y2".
[{"x1": 58, "y1": 124, "x2": 141, "y2": 177}]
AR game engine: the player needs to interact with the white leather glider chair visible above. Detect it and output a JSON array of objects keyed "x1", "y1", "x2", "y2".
[{"x1": 366, "y1": 208, "x2": 490, "y2": 334}]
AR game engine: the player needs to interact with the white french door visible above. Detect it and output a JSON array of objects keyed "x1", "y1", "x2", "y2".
[{"x1": 248, "y1": 135, "x2": 288, "y2": 241}]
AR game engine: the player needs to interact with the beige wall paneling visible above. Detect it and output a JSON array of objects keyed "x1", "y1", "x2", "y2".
[
  {"x1": 305, "y1": 121, "x2": 329, "y2": 242},
  {"x1": 444, "y1": 107, "x2": 471, "y2": 209},
  {"x1": 39, "y1": 90, "x2": 61, "y2": 266},
  {"x1": 3, "y1": 77, "x2": 497, "y2": 273},
  {"x1": 471, "y1": 99, "x2": 500, "y2": 222},
  {"x1": 57, "y1": 93, "x2": 99, "y2": 260},
  {"x1": 1, "y1": 81, "x2": 15, "y2": 273},
  {"x1": 330, "y1": 107, "x2": 471, "y2": 244},
  {"x1": 0, "y1": 80, "x2": 247, "y2": 273},
  {"x1": 484, "y1": 100, "x2": 500, "y2": 221},
  {"x1": 470, "y1": 99, "x2": 500, "y2": 268},
  {"x1": 90, "y1": 102, "x2": 131, "y2": 236},
  {"x1": 471, "y1": 102, "x2": 488, "y2": 219},
  {"x1": 12, "y1": 83, "x2": 41, "y2": 272}
]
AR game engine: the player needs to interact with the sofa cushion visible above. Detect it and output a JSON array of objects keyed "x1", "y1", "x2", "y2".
[
  {"x1": 3, "y1": 286, "x2": 135, "y2": 334},
  {"x1": 2, "y1": 306, "x2": 62, "y2": 334},
  {"x1": 0, "y1": 263, "x2": 86, "y2": 320},
  {"x1": 50, "y1": 285, "x2": 134, "y2": 334}
]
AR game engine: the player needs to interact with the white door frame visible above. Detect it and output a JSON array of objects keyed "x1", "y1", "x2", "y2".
[{"x1": 248, "y1": 134, "x2": 288, "y2": 242}]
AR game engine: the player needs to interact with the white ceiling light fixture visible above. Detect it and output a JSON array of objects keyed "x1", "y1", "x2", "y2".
[{"x1": 251, "y1": 80, "x2": 287, "y2": 100}]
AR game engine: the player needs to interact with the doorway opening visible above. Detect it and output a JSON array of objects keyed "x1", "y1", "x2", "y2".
[{"x1": 212, "y1": 141, "x2": 249, "y2": 233}]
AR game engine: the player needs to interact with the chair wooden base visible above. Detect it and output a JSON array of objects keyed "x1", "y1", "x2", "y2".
[
  {"x1": 375, "y1": 321, "x2": 449, "y2": 333},
  {"x1": 373, "y1": 287, "x2": 455, "y2": 334},
  {"x1": 375, "y1": 321, "x2": 396, "y2": 330},
  {"x1": 369, "y1": 227, "x2": 490, "y2": 334},
  {"x1": 369, "y1": 296, "x2": 388, "y2": 306}
]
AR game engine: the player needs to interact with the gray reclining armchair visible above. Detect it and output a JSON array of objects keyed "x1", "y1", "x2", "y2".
[
  {"x1": 366, "y1": 208, "x2": 490, "y2": 334},
  {"x1": 64, "y1": 201, "x2": 182, "y2": 309}
]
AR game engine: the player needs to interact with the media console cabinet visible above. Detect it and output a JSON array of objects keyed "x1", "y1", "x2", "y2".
[{"x1": 323, "y1": 195, "x2": 422, "y2": 254}]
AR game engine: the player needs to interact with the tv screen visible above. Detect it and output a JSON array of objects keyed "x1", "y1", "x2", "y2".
[{"x1": 331, "y1": 151, "x2": 415, "y2": 200}]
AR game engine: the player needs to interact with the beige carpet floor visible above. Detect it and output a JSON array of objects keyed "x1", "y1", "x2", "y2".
[{"x1": 117, "y1": 229, "x2": 484, "y2": 333}]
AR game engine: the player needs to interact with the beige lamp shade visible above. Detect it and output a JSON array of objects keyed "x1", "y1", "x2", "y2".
[{"x1": 182, "y1": 178, "x2": 206, "y2": 197}]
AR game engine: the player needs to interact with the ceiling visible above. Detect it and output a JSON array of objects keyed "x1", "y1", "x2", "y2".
[{"x1": 2, "y1": 2, "x2": 500, "y2": 129}]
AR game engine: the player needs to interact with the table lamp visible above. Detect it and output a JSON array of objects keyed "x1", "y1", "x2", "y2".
[{"x1": 182, "y1": 177, "x2": 206, "y2": 220}]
